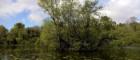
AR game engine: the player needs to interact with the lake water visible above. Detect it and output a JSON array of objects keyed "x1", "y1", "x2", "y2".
[{"x1": 0, "y1": 48, "x2": 140, "y2": 60}]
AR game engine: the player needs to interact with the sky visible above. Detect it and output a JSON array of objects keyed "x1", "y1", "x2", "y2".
[
  {"x1": 0, "y1": 0, "x2": 49, "y2": 29},
  {"x1": 0, "y1": 0, "x2": 140, "y2": 29}
]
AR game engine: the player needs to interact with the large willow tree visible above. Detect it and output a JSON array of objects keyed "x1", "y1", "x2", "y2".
[{"x1": 38, "y1": 0, "x2": 116, "y2": 60}]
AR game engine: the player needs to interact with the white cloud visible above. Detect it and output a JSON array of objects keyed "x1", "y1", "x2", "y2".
[
  {"x1": 2, "y1": 0, "x2": 140, "y2": 24},
  {"x1": 0, "y1": 0, "x2": 48, "y2": 22},
  {"x1": 28, "y1": 11, "x2": 47, "y2": 23},
  {"x1": 100, "y1": 0, "x2": 140, "y2": 23}
]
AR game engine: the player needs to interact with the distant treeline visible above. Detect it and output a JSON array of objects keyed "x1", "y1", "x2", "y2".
[{"x1": 0, "y1": 16, "x2": 140, "y2": 60}]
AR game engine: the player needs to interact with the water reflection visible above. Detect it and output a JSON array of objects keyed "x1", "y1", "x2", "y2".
[{"x1": 0, "y1": 48, "x2": 140, "y2": 60}]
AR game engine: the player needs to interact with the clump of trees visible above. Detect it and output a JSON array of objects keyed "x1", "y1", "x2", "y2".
[
  {"x1": 38, "y1": 0, "x2": 118, "y2": 59},
  {"x1": 0, "y1": 0, "x2": 140, "y2": 60},
  {"x1": 0, "y1": 23, "x2": 41, "y2": 59}
]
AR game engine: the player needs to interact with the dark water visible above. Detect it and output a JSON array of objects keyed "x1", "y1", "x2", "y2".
[{"x1": 0, "y1": 48, "x2": 140, "y2": 60}]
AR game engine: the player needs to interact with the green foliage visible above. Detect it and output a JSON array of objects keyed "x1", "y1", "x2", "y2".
[
  {"x1": 38, "y1": 0, "x2": 117, "y2": 60},
  {"x1": 0, "y1": 25, "x2": 8, "y2": 49},
  {"x1": 8, "y1": 23, "x2": 26, "y2": 47},
  {"x1": 39, "y1": 21, "x2": 57, "y2": 50}
]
